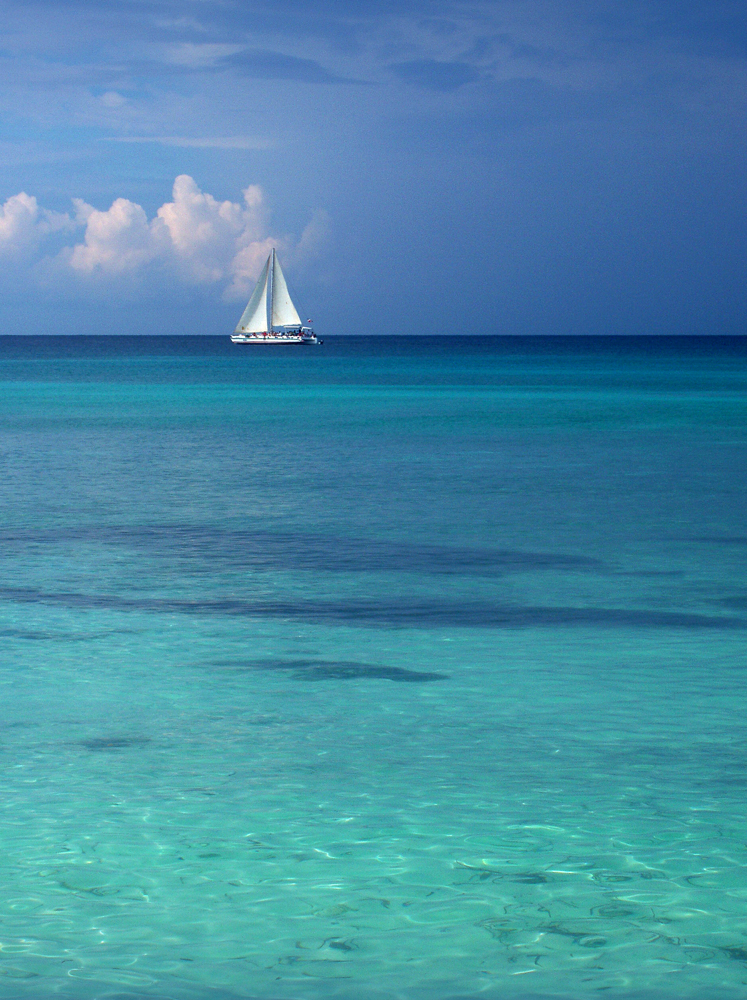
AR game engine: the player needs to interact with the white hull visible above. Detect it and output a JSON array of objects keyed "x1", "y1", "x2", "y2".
[{"x1": 230, "y1": 334, "x2": 318, "y2": 345}]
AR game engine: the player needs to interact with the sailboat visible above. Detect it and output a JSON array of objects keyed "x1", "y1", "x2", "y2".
[{"x1": 231, "y1": 249, "x2": 318, "y2": 344}]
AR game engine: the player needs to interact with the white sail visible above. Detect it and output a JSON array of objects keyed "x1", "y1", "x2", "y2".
[
  {"x1": 271, "y1": 251, "x2": 302, "y2": 328},
  {"x1": 234, "y1": 256, "x2": 270, "y2": 334}
]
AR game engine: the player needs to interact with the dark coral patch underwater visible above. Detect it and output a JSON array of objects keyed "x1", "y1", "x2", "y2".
[
  {"x1": 211, "y1": 658, "x2": 448, "y2": 682},
  {"x1": 79, "y1": 736, "x2": 152, "y2": 751},
  {"x1": 2, "y1": 587, "x2": 746, "y2": 630}
]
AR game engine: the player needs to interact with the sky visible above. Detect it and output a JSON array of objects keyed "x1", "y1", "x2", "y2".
[{"x1": 0, "y1": 0, "x2": 745, "y2": 335}]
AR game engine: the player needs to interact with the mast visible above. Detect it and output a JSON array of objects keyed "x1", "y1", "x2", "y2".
[{"x1": 267, "y1": 248, "x2": 275, "y2": 335}]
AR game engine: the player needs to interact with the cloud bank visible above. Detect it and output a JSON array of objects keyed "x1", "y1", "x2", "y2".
[{"x1": 0, "y1": 175, "x2": 328, "y2": 301}]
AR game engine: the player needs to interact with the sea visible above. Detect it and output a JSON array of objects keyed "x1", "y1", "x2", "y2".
[{"x1": 0, "y1": 334, "x2": 745, "y2": 1000}]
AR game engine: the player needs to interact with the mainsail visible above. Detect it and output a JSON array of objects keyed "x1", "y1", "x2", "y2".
[
  {"x1": 234, "y1": 255, "x2": 270, "y2": 334},
  {"x1": 271, "y1": 252, "x2": 302, "y2": 328},
  {"x1": 233, "y1": 249, "x2": 301, "y2": 335}
]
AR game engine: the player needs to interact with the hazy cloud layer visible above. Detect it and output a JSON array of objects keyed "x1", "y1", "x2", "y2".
[
  {"x1": 0, "y1": 176, "x2": 328, "y2": 300},
  {"x1": 5, "y1": 1, "x2": 746, "y2": 121},
  {"x1": 106, "y1": 136, "x2": 274, "y2": 149}
]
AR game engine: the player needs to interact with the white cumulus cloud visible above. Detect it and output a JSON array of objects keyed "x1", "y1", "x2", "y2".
[
  {"x1": 155, "y1": 174, "x2": 263, "y2": 285},
  {"x1": 0, "y1": 191, "x2": 72, "y2": 259},
  {"x1": 17, "y1": 175, "x2": 330, "y2": 298},
  {"x1": 68, "y1": 197, "x2": 157, "y2": 274}
]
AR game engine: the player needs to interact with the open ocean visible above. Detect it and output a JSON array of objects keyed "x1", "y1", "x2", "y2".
[{"x1": 0, "y1": 334, "x2": 746, "y2": 1000}]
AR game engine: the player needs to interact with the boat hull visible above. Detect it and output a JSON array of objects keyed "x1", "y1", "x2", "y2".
[{"x1": 230, "y1": 335, "x2": 318, "y2": 345}]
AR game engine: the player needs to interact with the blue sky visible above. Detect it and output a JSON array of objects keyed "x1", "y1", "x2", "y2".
[{"x1": 0, "y1": 0, "x2": 745, "y2": 335}]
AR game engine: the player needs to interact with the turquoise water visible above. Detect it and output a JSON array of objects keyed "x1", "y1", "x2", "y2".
[{"x1": 0, "y1": 335, "x2": 746, "y2": 1000}]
